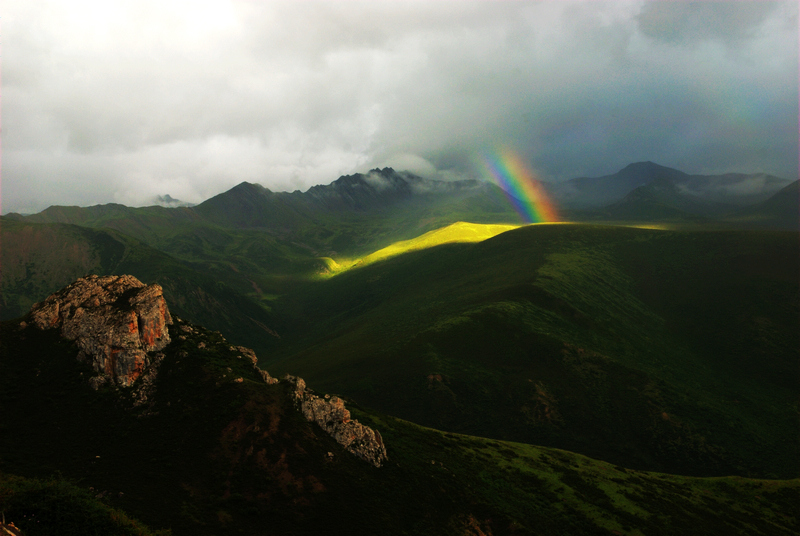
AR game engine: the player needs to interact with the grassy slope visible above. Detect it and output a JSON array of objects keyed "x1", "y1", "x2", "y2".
[
  {"x1": 0, "y1": 218, "x2": 279, "y2": 354},
  {"x1": 10, "y1": 184, "x2": 520, "y2": 279},
  {"x1": 1, "y1": 318, "x2": 796, "y2": 536},
  {"x1": 265, "y1": 223, "x2": 799, "y2": 479}
]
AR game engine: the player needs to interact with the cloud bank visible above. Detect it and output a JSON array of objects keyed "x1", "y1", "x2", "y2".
[{"x1": 2, "y1": 1, "x2": 797, "y2": 213}]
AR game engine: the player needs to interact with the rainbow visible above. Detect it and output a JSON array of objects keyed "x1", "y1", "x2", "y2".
[{"x1": 479, "y1": 149, "x2": 560, "y2": 223}]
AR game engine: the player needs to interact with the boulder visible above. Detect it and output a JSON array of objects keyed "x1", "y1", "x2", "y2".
[{"x1": 29, "y1": 275, "x2": 172, "y2": 388}]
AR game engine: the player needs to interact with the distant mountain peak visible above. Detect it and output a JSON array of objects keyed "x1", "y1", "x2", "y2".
[
  {"x1": 155, "y1": 194, "x2": 195, "y2": 208},
  {"x1": 620, "y1": 161, "x2": 659, "y2": 171},
  {"x1": 367, "y1": 166, "x2": 396, "y2": 175},
  {"x1": 621, "y1": 160, "x2": 665, "y2": 170},
  {"x1": 617, "y1": 161, "x2": 689, "y2": 180},
  {"x1": 230, "y1": 181, "x2": 271, "y2": 195}
]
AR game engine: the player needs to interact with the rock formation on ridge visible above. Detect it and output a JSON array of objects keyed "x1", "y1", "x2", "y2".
[
  {"x1": 232, "y1": 344, "x2": 279, "y2": 385},
  {"x1": 28, "y1": 275, "x2": 172, "y2": 388},
  {"x1": 285, "y1": 375, "x2": 388, "y2": 467}
]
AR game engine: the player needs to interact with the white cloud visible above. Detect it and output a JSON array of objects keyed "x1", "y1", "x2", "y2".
[{"x1": 2, "y1": 1, "x2": 797, "y2": 214}]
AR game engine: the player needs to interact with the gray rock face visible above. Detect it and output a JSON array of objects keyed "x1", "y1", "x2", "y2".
[
  {"x1": 29, "y1": 275, "x2": 172, "y2": 388},
  {"x1": 285, "y1": 375, "x2": 388, "y2": 467}
]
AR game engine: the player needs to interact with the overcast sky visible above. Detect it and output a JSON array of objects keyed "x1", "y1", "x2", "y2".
[{"x1": 2, "y1": 1, "x2": 798, "y2": 214}]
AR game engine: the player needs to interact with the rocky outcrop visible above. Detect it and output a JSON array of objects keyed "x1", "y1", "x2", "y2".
[
  {"x1": 29, "y1": 275, "x2": 172, "y2": 388},
  {"x1": 231, "y1": 344, "x2": 279, "y2": 385},
  {"x1": 285, "y1": 375, "x2": 388, "y2": 467}
]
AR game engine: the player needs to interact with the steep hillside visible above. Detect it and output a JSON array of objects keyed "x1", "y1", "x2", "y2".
[
  {"x1": 265, "y1": 223, "x2": 799, "y2": 479},
  {"x1": 0, "y1": 473, "x2": 169, "y2": 536},
  {"x1": 0, "y1": 218, "x2": 278, "y2": 354},
  {"x1": 1, "y1": 283, "x2": 797, "y2": 536}
]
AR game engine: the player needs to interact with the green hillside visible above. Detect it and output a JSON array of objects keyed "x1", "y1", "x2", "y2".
[
  {"x1": 0, "y1": 218, "x2": 279, "y2": 354},
  {"x1": 264, "y1": 223, "x2": 799, "y2": 479},
  {"x1": 1, "y1": 316, "x2": 796, "y2": 536},
  {"x1": 5, "y1": 174, "x2": 521, "y2": 307}
]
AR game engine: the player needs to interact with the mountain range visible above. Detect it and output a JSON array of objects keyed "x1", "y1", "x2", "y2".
[
  {"x1": 1, "y1": 161, "x2": 798, "y2": 534},
  {"x1": 547, "y1": 161, "x2": 791, "y2": 210},
  {"x1": 8, "y1": 162, "x2": 796, "y2": 235}
]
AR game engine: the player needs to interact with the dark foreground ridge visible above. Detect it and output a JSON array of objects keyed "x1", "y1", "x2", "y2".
[
  {"x1": 26, "y1": 275, "x2": 388, "y2": 467},
  {"x1": 1, "y1": 275, "x2": 798, "y2": 535}
]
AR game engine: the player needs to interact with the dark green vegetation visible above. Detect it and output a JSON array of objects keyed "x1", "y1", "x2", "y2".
[
  {"x1": 265, "y1": 224, "x2": 800, "y2": 479},
  {"x1": 0, "y1": 473, "x2": 169, "y2": 536},
  {"x1": 1, "y1": 318, "x2": 797, "y2": 536},
  {"x1": 2, "y1": 163, "x2": 798, "y2": 533}
]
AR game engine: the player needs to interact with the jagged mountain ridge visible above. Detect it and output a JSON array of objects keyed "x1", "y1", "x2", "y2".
[
  {"x1": 7, "y1": 163, "x2": 792, "y2": 232},
  {"x1": 193, "y1": 168, "x2": 493, "y2": 230},
  {"x1": 7, "y1": 167, "x2": 513, "y2": 259},
  {"x1": 7, "y1": 168, "x2": 498, "y2": 231}
]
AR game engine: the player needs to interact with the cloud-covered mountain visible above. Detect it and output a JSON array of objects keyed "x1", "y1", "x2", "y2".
[
  {"x1": 600, "y1": 175, "x2": 726, "y2": 222},
  {"x1": 153, "y1": 194, "x2": 195, "y2": 208},
  {"x1": 548, "y1": 161, "x2": 790, "y2": 210}
]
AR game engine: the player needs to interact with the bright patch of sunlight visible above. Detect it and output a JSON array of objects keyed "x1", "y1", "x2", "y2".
[
  {"x1": 316, "y1": 221, "x2": 521, "y2": 278},
  {"x1": 624, "y1": 223, "x2": 676, "y2": 230}
]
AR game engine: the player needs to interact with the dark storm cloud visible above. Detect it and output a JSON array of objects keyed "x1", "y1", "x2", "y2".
[
  {"x1": 636, "y1": 1, "x2": 780, "y2": 44},
  {"x1": 2, "y1": 1, "x2": 797, "y2": 214}
]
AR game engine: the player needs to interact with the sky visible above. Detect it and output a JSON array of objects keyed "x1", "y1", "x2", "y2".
[{"x1": 2, "y1": 0, "x2": 798, "y2": 214}]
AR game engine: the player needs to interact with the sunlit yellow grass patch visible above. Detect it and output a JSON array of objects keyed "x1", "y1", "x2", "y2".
[{"x1": 317, "y1": 221, "x2": 521, "y2": 277}]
